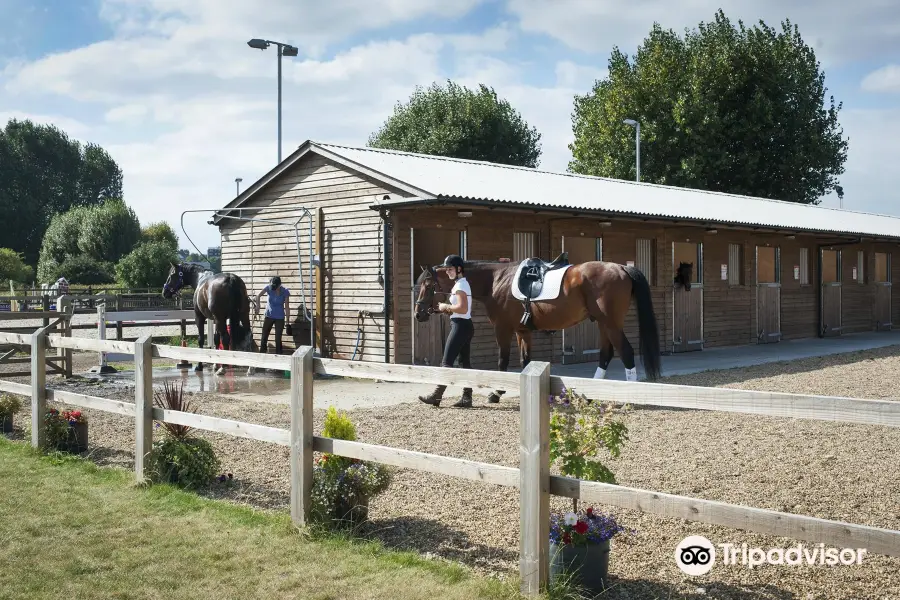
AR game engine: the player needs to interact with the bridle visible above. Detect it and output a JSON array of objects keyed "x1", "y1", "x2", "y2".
[
  {"x1": 415, "y1": 266, "x2": 450, "y2": 316},
  {"x1": 164, "y1": 264, "x2": 186, "y2": 297}
]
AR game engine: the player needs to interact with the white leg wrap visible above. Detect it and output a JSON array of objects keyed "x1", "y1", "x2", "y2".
[
  {"x1": 625, "y1": 367, "x2": 638, "y2": 382},
  {"x1": 593, "y1": 367, "x2": 607, "y2": 379}
]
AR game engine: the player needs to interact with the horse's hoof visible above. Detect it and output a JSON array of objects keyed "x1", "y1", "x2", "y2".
[{"x1": 487, "y1": 393, "x2": 501, "y2": 404}]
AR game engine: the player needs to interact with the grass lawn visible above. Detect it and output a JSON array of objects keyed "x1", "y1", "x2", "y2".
[{"x1": 0, "y1": 439, "x2": 536, "y2": 600}]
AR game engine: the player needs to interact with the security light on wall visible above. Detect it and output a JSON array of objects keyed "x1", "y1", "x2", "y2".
[
  {"x1": 598, "y1": 221, "x2": 612, "y2": 227},
  {"x1": 706, "y1": 228, "x2": 718, "y2": 234},
  {"x1": 457, "y1": 210, "x2": 473, "y2": 218}
]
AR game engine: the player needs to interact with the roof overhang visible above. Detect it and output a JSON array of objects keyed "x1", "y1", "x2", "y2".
[{"x1": 212, "y1": 140, "x2": 436, "y2": 226}]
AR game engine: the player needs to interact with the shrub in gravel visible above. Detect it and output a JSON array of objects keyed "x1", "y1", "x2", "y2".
[
  {"x1": 0, "y1": 393, "x2": 22, "y2": 433},
  {"x1": 148, "y1": 380, "x2": 221, "y2": 489},
  {"x1": 311, "y1": 407, "x2": 392, "y2": 528}
]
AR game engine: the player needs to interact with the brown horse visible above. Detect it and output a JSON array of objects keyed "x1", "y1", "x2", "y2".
[
  {"x1": 674, "y1": 261, "x2": 693, "y2": 290},
  {"x1": 162, "y1": 263, "x2": 256, "y2": 375},
  {"x1": 414, "y1": 258, "x2": 662, "y2": 404}
]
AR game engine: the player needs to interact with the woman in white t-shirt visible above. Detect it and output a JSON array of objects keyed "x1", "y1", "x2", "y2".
[{"x1": 419, "y1": 254, "x2": 475, "y2": 408}]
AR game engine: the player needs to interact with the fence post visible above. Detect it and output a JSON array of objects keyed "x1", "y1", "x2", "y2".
[
  {"x1": 519, "y1": 360, "x2": 550, "y2": 596},
  {"x1": 42, "y1": 294, "x2": 49, "y2": 328},
  {"x1": 134, "y1": 335, "x2": 154, "y2": 483},
  {"x1": 30, "y1": 327, "x2": 48, "y2": 449},
  {"x1": 58, "y1": 295, "x2": 73, "y2": 378},
  {"x1": 290, "y1": 345, "x2": 314, "y2": 527}
]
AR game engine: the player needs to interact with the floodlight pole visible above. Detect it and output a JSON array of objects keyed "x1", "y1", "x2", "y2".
[
  {"x1": 248, "y1": 38, "x2": 298, "y2": 165},
  {"x1": 277, "y1": 43, "x2": 283, "y2": 164}
]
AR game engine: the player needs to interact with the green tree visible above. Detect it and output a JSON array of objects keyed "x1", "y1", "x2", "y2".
[
  {"x1": 115, "y1": 241, "x2": 179, "y2": 288},
  {"x1": 141, "y1": 222, "x2": 179, "y2": 251},
  {"x1": 368, "y1": 80, "x2": 542, "y2": 167},
  {"x1": 0, "y1": 119, "x2": 124, "y2": 265},
  {"x1": 44, "y1": 255, "x2": 115, "y2": 285},
  {"x1": 568, "y1": 10, "x2": 848, "y2": 204},
  {"x1": 36, "y1": 207, "x2": 92, "y2": 282},
  {"x1": 77, "y1": 198, "x2": 142, "y2": 264},
  {"x1": 0, "y1": 248, "x2": 33, "y2": 284}
]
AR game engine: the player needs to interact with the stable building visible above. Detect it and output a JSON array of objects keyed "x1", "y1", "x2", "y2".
[{"x1": 215, "y1": 141, "x2": 900, "y2": 371}]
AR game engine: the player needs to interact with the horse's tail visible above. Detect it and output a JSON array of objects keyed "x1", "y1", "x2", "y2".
[
  {"x1": 226, "y1": 274, "x2": 247, "y2": 345},
  {"x1": 623, "y1": 265, "x2": 662, "y2": 381}
]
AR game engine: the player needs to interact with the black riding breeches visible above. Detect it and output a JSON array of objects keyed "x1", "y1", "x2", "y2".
[
  {"x1": 260, "y1": 317, "x2": 284, "y2": 354},
  {"x1": 442, "y1": 318, "x2": 474, "y2": 369}
]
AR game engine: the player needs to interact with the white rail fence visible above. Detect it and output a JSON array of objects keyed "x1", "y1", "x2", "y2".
[{"x1": 0, "y1": 330, "x2": 898, "y2": 595}]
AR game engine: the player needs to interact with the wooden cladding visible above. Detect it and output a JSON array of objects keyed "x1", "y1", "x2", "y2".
[
  {"x1": 635, "y1": 238, "x2": 654, "y2": 284},
  {"x1": 822, "y1": 250, "x2": 841, "y2": 283},
  {"x1": 875, "y1": 252, "x2": 891, "y2": 283},
  {"x1": 756, "y1": 246, "x2": 779, "y2": 284},
  {"x1": 728, "y1": 243, "x2": 742, "y2": 285},
  {"x1": 513, "y1": 232, "x2": 537, "y2": 262}
]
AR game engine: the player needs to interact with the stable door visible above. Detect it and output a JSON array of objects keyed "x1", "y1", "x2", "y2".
[
  {"x1": 561, "y1": 236, "x2": 602, "y2": 364},
  {"x1": 756, "y1": 245, "x2": 782, "y2": 343},
  {"x1": 411, "y1": 228, "x2": 465, "y2": 366},
  {"x1": 875, "y1": 252, "x2": 892, "y2": 330},
  {"x1": 672, "y1": 241, "x2": 703, "y2": 352},
  {"x1": 821, "y1": 249, "x2": 842, "y2": 337}
]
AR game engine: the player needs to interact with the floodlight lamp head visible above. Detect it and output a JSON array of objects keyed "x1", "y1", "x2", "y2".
[{"x1": 247, "y1": 38, "x2": 269, "y2": 50}]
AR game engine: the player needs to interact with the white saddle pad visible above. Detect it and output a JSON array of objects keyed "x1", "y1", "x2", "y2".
[{"x1": 511, "y1": 263, "x2": 573, "y2": 302}]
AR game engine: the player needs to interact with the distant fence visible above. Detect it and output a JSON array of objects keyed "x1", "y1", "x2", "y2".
[
  {"x1": 1, "y1": 292, "x2": 194, "y2": 314},
  {"x1": 0, "y1": 297, "x2": 73, "y2": 377},
  {"x1": 0, "y1": 332, "x2": 898, "y2": 595}
]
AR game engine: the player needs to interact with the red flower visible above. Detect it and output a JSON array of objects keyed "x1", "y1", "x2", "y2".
[
  {"x1": 562, "y1": 533, "x2": 572, "y2": 544},
  {"x1": 574, "y1": 521, "x2": 589, "y2": 535},
  {"x1": 586, "y1": 507, "x2": 594, "y2": 517}
]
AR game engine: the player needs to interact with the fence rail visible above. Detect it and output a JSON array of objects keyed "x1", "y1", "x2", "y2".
[{"x1": 1, "y1": 334, "x2": 899, "y2": 595}]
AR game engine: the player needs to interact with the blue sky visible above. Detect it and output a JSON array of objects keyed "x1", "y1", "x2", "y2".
[{"x1": 2, "y1": 0, "x2": 900, "y2": 252}]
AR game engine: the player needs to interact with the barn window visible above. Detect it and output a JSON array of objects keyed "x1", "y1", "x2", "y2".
[
  {"x1": 728, "y1": 243, "x2": 742, "y2": 285},
  {"x1": 635, "y1": 238, "x2": 654, "y2": 284},
  {"x1": 799, "y1": 248, "x2": 810, "y2": 285},
  {"x1": 856, "y1": 250, "x2": 865, "y2": 284},
  {"x1": 459, "y1": 231, "x2": 467, "y2": 260},
  {"x1": 757, "y1": 246, "x2": 779, "y2": 284},
  {"x1": 875, "y1": 252, "x2": 891, "y2": 283},
  {"x1": 513, "y1": 232, "x2": 536, "y2": 262}
]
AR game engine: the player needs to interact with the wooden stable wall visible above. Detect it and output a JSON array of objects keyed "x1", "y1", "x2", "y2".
[{"x1": 220, "y1": 154, "x2": 412, "y2": 361}]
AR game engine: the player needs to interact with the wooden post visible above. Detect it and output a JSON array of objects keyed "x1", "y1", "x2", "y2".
[
  {"x1": 290, "y1": 345, "x2": 314, "y2": 527},
  {"x1": 519, "y1": 360, "x2": 551, "y2": 596},
  {"x1": 315, "y1": 207, "x2": 325, "y2": 356},
  {"x1": 58, "y1": 296, "x2": 73, "y2": 378},
  {"x1": 30, "y1": 327, "x2": 47, "y2": 449},
  {"x1": 134, "y1": 335, "x2": 154, "y2": 482},
  {"x1": 42, "y1": 294, "x2": 49, "y2": 328},
  {"x1": 180, "y1": 319, "x2": 187, "y2": 339}
]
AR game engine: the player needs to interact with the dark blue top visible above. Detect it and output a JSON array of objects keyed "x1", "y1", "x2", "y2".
[{"x1": 264, "y1": 285, "x2": 289, "y2": 319}]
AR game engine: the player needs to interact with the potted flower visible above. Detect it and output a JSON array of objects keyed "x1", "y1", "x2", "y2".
[
  {"x1": 0, "y1": 394, "x2": 22, "y2": 434},
  {"x1": 311, "y1": 407, "x2": 392, "y2": 528},
  {"x1": 547, "y1": 386, "x2": 631, "y2": 593},
  {"x1": 549, "y1": 506, "x2": 628, "y2": 592},
  {"x1": 44, "y1": 407, "x2": 89, "y2": 453}
]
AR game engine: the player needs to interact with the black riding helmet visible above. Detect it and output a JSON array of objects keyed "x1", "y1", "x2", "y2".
[
  {"x1": 270, "y1": 276, "x2": 281, "y2": 288},
  {"x1": 442, "y1": 255, "x2": 464, "y2": 269}
]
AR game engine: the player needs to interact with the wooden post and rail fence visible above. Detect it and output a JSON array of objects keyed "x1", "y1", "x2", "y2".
[{"x1": 0, "y1": 332, "x2": 898, "y2": 594}]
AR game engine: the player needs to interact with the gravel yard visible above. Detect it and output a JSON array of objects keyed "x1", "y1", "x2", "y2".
[{"x1": 2, "y1": 347, "x2": 900, "y2": 599}]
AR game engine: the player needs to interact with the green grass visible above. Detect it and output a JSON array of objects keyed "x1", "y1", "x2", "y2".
[{"x1": 0, "y1": 438, "x2": 556, "y2": 600}]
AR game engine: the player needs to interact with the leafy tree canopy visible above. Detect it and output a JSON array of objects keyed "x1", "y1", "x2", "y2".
[
  {"x1": 0, "y1": 119, "x2": 123, "y2": 265},
  {"x1": 368, "y1": 80, "x2": 543, "y2": 167},
  {"x1": 141, "y1": 222, "x2": 179, "y2": 251},
  {"x1": 0, "y1": 248, "x2": 33, "y2": 284},
  {"x1": 568, "y1": 9, "x2": 848, "y2": 204},
  {"x1": 115, "y1": 241, "x2": 180, "y2": 288},
  {"x1": 43, "y1": 255, "x2": 115, "y2": 285}
]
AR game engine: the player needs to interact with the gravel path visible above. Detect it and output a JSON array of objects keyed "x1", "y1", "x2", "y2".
[{"x1": 2, "y1": 349, "x2": 899, "y2": 598}]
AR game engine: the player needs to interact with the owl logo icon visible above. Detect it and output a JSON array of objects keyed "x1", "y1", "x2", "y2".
[{"x1": 675, "y1": 536, "x2": 716, "y2": 575}]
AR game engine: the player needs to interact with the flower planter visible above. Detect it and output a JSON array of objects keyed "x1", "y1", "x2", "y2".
[
  {"x1": 549, "y1": 539, "x2": 611, "y2": 594},
  {"x1": 1, "y1": 415, "x2": 12, "y2": 434},
  {"x1": 57, "y1": 421, "x2": 88, "y2": 453},
  {"x1": 332, "y1": 495, "x2": 369, "y2": 528}
]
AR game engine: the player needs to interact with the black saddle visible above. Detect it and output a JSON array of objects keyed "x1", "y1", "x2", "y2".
[{"x1": 516, "y1": 252, "x2": 569, "y2": 299}]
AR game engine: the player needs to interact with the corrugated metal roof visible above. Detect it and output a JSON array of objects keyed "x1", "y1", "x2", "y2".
[{"x1": 315, "y1": 142, "x2": 900, "y2": 239}]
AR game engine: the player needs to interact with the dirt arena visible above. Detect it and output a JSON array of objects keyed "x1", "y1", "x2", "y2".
[{"x1": 2, "y1": 347, "x2": 899, "y2": 599}]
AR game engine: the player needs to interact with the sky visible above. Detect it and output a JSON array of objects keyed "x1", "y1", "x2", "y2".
[{"x1": 2, "y1": 0, "x2": 900, "y2": 253}]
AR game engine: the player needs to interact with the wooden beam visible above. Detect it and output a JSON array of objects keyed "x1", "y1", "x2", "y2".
[
  {"x1": 519, "y1": 361, "x2": 550, "y2": 596},
  {"x1": 46, "y1": 389, "x2": 136, "y2": 417},
  {"x1": 153, "y1": 344, "x2": 291, "y2": 370},
  {"x1": 550, "y1": 377, "x2": 900, "y2": 428},
  {"x1": 151, "y1": 408, "x2": 289, "y2": 445},
  {"x1": 30, "y1": 328, "x2": 46, "y2": 449},
  {"x1": 549, "y1": 476, "x2": 900, "y2": 558},
  {"x1": 291, "y1": 346, "x2": 314, "y2": 527},
  {"x1": 316, "y1": 207, "x2": 325, "y2": 355},
  {"x1": 315, "y1": 357, "x2": 519, "y2": 390},
  {"x1": 0, "y1": 379, "x2": 30, "y2": 396},
  {"x1": 134, "y1": 335, "x2": 153, "y2": 483},
  {"x1": 48, "y1": 335, "x2": 135, "y2": 355}
]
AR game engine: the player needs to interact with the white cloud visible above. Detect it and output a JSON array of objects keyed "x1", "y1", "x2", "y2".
[
  {"x1": 504, "y1": 0, "x2": 900, "y2": 66},
  {"x1": 861, "y1": 65, "x2": 900, "y2": 93},
  {"x1": 554, "y1": 61, "x2": 607, "y2": 89},
  {"x1": 0, "y1": 110, "x2": 91, "y2": 137}
]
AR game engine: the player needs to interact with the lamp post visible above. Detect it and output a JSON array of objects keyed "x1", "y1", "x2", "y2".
[
  {"x1": 623, "y1": 118, "x2": 640, "y2": 182},
  {"x1": 247, "y1": 38, "x2": 299, "y2": 164},
  {"x1": 235, "y1": 177, "x2": 243, "y2": 196}
]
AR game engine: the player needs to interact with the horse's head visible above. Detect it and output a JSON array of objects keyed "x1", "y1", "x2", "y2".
[
  {"x1": 162, "y1": 262, "x2": 186, "y2": 299},
  {"x1": 230, "y1": 323, "x2": 258, "y2": 353},
  {"x1": 675, "y1": 262, "x2": 693, "y2": 291},
  {"x1": 414, "y1": 265, "x2": 438, "y2": 322}
]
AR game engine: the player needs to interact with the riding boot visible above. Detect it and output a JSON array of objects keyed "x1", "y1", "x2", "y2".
[
  {"x1": 418, "y1": 384, "x2": 446, "y2": 406},
  {"x1": 452, "y1": 388, "x2": 473, "y2": 408}
]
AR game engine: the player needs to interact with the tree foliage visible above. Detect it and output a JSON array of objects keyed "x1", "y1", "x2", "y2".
[
  {"x1": 115, "y1": 241, "x2": 179, "y2": 288},
  {"x1": 37, "y1": 207, "x2": 92, "y2": 282},
  {"x1": 568, "y1": 10, "x2": 848, "y2": 204},
  {"x1": 77, "y1": 199, "x2": 142, "y2": 263},
  {"x1": 368, "y1": 80, "x2": 542, "y2": 167},
  {"x1": 42, "y1": 255, "x2": 115, "y2": 285},
  {"x1": 141, "y1": 222, "x2": 179, "y2": 250},
  {"x1": 0, "y1": 248, "x2": 33, "y2": 284},
  {"x1": 0, "y1": 119, "x2": 123, "y2": 265}
]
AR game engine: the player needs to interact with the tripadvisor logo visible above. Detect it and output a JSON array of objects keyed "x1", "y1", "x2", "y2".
[{"x1": 674, "y1": 536, "x2": 868, "y2": 575}]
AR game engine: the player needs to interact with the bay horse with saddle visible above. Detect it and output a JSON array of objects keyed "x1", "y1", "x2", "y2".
[
  {"x1": 414, "y1": 253, "x2": 662, "y2": 404},
  {"x1": 162, "y1": 262, "x2": 257, "y2": 375}
]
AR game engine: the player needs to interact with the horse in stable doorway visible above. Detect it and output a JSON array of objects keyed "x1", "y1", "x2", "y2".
[{"x1": 414, "y1": 254, "x2": 662, "y2": 405}]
